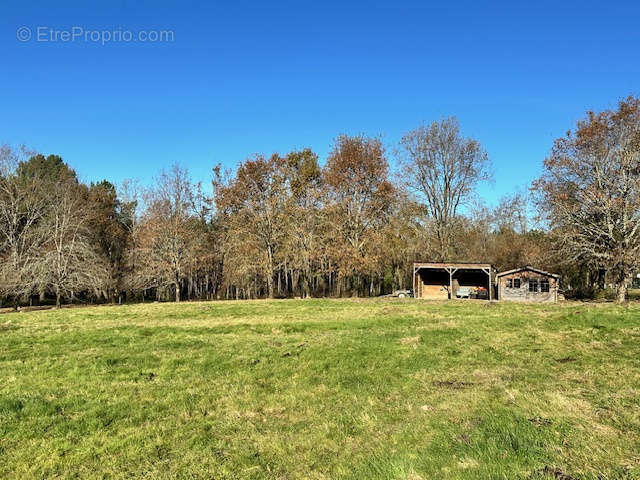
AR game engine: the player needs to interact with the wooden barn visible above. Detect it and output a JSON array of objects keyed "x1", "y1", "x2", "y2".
[
  {"x1": 413, "y1": 263, "x2": 498, "y2": 300},
  {"x1": 497, "y1": 266, "x2": 559, "y2": 303}
]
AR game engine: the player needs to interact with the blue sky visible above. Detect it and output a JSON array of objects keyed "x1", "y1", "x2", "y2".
[{"x1": 2, "y1": 0, "x2": 639, "y2": 204}]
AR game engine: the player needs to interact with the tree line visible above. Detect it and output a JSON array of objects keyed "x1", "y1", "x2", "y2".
[{"x1": 2, "y1": 97, "x2": 639, "y2": 307}]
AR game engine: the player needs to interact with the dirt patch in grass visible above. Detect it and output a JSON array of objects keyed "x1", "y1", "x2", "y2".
[
  {"x1": 528, "y1": 416, "x2": 552, "y2": 427},
  {"x1": 531, "y1": 466, "x2": 576, "y2": 479},
  {"x1": 432, "y1": 379, "x2": 475, "y2": 389},
  {"x1": 554, "y1": 356, "x2": 577, "y2": 363}
]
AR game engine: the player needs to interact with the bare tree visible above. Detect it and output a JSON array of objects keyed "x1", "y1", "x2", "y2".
[
  {"x1": 0, "y1": 146, "x2": 48, "y2": 308},
  {"x1": 492, "y1": 191, "x2": 530, "y2": 235},
  {"x1": 399, "y1": 117, "x2": 491, "y2": 260},
  {"x1": 40, "y1": 183, "x2": 110, "y2": 307},
  {"x1": 126, "y1": 165, "x2": 204, "y2": 302},
  {"x1": 535, "y1": 96, "x2": 640, "y2": 303}
]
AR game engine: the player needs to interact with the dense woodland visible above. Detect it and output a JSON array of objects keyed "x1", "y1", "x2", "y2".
[{"x1": 2, "y1": 97, "x2": 640, "y2": 307}]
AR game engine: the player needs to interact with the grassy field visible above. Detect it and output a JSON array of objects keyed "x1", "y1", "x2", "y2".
[{"x1": 1, "y1": 299, "x2": 640, "y2": 479}]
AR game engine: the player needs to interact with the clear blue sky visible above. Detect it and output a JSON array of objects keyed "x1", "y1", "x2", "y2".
[{"x1": 2, "y1": 0, "x2": 639, "y2": 203}]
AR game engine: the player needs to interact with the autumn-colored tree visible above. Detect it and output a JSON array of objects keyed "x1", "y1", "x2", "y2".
[
  {"x1": 324, "y1": 135, "x2": 395, "y2": 296},
  {"x1": 281, "y1": 149, "x2": 325, "y2": 298},
  {"x1": 535, "y1": 96, "x2": 640, "y2": 303},
  {"x1": 214, "y1": 155, "x2": 288, "y2": 298},
  {"x1": 372, "y1": 190, "x2": 426, "y2": 292}
]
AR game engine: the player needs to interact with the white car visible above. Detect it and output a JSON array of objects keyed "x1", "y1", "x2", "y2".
[{"x1": 456, "y1": 287, "x2": 472, "y2": 298}]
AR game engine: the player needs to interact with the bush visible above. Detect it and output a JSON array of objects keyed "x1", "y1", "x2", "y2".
[
  {"x1": 593, "y1": 288, "x2": 618, "y2": 302},
  {"x1": 628, "y1": 289, "x2": 640, "y2": 301}
]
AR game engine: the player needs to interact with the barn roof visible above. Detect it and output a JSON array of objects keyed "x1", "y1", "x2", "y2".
[
  {"x1": 414, "y1": 262, "x2": 496, "y2": 271},
  {"x1": 496, "y1": 266, "x2": 559, "y2": 279}
]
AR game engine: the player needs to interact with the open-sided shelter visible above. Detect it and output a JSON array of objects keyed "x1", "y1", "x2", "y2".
[{"x1": 413, "y1": 262, "x2": 497, "y2": 300}]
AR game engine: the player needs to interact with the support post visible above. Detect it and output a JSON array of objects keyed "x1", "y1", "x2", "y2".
[
  {"x1": 482, "y1": 268, "x2": 493, "y2": 301},
  {"x1": 489, "y1": 269, "x2": 492, "y2": 301}
]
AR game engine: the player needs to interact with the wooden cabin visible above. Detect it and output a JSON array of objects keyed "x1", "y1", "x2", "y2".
[{"x1": 497, "y1": 266, "x2": 559, "y2": 303}]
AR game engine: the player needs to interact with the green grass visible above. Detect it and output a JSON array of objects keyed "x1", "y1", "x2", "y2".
[{"x1": 1, "y1": 299, "x2": 640, "y2": 479}]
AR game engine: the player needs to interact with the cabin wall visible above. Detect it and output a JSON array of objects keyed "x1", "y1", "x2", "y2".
[{"x1": 498, "y1": 271, "x2": 558, "y2": 303}]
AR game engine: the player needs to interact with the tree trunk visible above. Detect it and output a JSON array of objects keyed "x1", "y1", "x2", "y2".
[
  {"x1": 266, "y1": 248, "x2": 275, "y2": 299},
  {"x1": 277, "y1": 270, "x2": 281, "y2": 296},
  {"x1": 616, "y1": 282, "x2": 627, "y2": 303},
  {"x1": 267, "y1": 278, "x2": 274, "y2": 298},
  {"x1": 175, "y1": 282, "x2": 181, "y2": 302},
  {"x1": 303, "y1": 276, "x2": 311, "y2": 299},
  {"x1": 55, "y1": 285, "x2": 61, "y2": 308}
]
